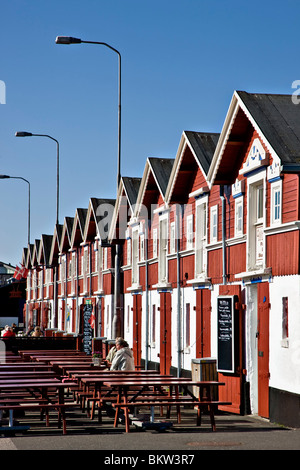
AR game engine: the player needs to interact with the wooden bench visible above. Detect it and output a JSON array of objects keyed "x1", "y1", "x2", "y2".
[
  {"x1": 112, "y1": 400, "x2": 232, "y2": 432},
  {"x1": 0, "y1": 402, "x2": 79, "y2": 434}
]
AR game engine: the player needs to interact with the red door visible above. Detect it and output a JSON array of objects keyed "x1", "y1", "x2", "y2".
[
  {"x1": 218, "y1": 284, "x2": 243, "y2": 414},
  {"x1": 257, "y1": 282, "x2": 270, "y2": 418},
  {"x1": 132, "y1": 294, "x2": 142, "y2": 366},
  {"x1": 196, "y1": 289, "x2": 211, "y2": 358},
  {"x1": 159, "y1": 292, "x2": 172, "y2": 374}
]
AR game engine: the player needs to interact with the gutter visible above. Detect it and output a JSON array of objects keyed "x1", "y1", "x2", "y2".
[
  {"x1": 145, "y1": 221, "x2": 149, "y2": 370},
  {"x1": 176, "y1": 204, "x2": 182, "y2": 377},
  {"x1": 220, "y1": 186, "x2": 227, "y2": 285}
]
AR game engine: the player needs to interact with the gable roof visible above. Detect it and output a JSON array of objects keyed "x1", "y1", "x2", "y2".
[
  {"x1": 108, "y1": 176, "x2": 142, "y2": 243},
  {"x1": 21, "y1": 247, "x2": 28, "y2": 267},
  {"x1": 166, "y1": 131, "x2": 219, "y2": 203},
  {"x1": 208, "y1": 90, "x2": 300, "y2": 185},
  {"x1": 60, "y1": 216, "x2": 74, "y2": 253},
  {"x1": 49, "y1": 224, "x2": 63, "y2": 265},
  {"x1": 134, "y1": 157, "x2": 175, "y2": 218},
  {"x1": 25, "y1": 243, "x2": 34, "y2": 269},
  {"x1": 70, "y1": 208, "x2": 88, "y2": 249},
  {"x1": 122, "y1": 177, "x2": 141, "y2": 209},
  {"x1": 184, "y1": 131, "x2": 220, "y2": 174},
  {"x1": 237, "y1": 91, "x2": 300, "y2": 164},
  {"x1": 147, "y1": 157, "x2": 175, "y2": 197},
  {"x1": 32, "y1": 240, "x2": 40, "y2": 267},
  {"x1": 84, "y1": 197, "x2": 115, "y2": 244},
  {"x1": 38, "y1": 234, "x2": 53, "y2": 266}
]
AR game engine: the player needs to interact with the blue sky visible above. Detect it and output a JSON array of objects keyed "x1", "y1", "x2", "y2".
[{"x1": 0, "y1": 0, "x2": 299, "y2": 266}]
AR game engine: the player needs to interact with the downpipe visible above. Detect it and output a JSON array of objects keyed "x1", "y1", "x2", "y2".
[{"x1": 220, "y1": 186, "x2": 227, "y2": 285}]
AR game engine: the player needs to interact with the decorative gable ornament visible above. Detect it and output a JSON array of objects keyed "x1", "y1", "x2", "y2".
[
  {"x1": 232, "y1": 178, "x2": 245, "y2": 198},
  {"x1": 240, "y1": 138, "x2": 269, "y2": 176},
  {"x1": 267, "y1": 160, "x2": 282, "y2": 182}
]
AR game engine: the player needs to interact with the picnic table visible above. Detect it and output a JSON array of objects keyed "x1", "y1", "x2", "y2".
[
  {"x1": 78, "y1": 374, "x2": 181, "y2": 421},
  {"x1": 0, "y1": 378, "x2": 78, "y2": 435},
  {"x1": 101, "y1": 377, "x2": 231, "y2": 432}
]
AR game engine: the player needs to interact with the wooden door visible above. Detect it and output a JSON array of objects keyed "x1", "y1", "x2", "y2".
[
  {"x1": 132, "y1": 294, "x2": 142, "y2": 366},
  {"x1": 257, "y1": 282, "x2": 270, "y2": 418},
  {"x1": 195, "y1": 289, "x2": 211, "y2": 358},
  {"x1": 159, "y1": 292, "x2": 172, "y2": 374},
  {"x1": 218, "y1": 284, "x2": 243, "y2": 414}
]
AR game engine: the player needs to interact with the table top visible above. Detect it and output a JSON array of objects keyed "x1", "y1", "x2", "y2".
[
  {"x1": 0, "y1": 364, "x2": 53, "y2": 370},
  {"x1": 60, "y1": 365, "x2": 105, "y2": 373},
  {"x1": 49, "y1": 359, "x2": 93, "y2": 364},
  {"x1": 0, "y1": 378, "x2": 61, "y2": 384},
  {"x1": 0, "y1": 380, "x2": 77, "y2": 390},
  {"x1": 70, "y1": 370, "x2": 160, "y2": 378},
  {"x1": 0, "y1": 371, "x2": 57, "y2": 376},
  {"x1": 102, "y1": 379, "x2": 225, "y2": 387}
]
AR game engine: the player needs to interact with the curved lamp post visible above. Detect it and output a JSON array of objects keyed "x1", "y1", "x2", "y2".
[
  {"x1": 56, "y1": 35, "x2": 122, "y2": 340},
  {"x1": 55, "y1": 35, "x2": 121, "y2": 191},
  {"x1": 15, "y1": 131, "x2": 60, "y2": 225},
  {"x1": 0, "y1": 174, "x2": 31, "y2": 245}
]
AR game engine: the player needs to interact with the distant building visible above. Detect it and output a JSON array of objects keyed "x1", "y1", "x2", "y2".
[{"x1": 0, "y1": 262, "x2": 15, "y2": 286}]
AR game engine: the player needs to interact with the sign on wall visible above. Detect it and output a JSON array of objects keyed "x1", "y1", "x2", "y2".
[
  {"x1": 83, "y1": 300, "x2": 93, "y2": 355},
  {"x1": 217, "y1": 295, "x2": 235, "y2": 373}
]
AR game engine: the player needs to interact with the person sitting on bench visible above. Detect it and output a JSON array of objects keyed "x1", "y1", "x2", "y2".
[{"x1": 110, "y1": 339, "x2": 135, "y2": 371}]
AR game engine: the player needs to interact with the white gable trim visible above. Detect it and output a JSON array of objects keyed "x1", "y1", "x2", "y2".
[
  {"x1": 207, "y1": 91, "x2": 282, "y2": 187},
  {"x1": 165, "y1": 131, "x2": 210, "y2": 204}
]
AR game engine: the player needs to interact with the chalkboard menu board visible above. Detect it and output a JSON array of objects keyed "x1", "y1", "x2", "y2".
[
  {"x1": 83, "y1": 301, "x2": 93, "y2": 355},
  {"x1": 217, "y1": 295, "x2": 235, "y2": 373}
]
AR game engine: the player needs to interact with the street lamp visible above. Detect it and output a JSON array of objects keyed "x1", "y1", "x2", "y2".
[
  {"x1": 0, "y1": 175, "x2": 31, "y2": 245},
  {"x1": 15, "y1": 132, "x2": 60, "y2": 225},
  {"x1": 56, "y1": 35, "x2": 122, "y2": 339},
  {"x1": 55, "y1": 35, "x2": 121, "y2": 191}
]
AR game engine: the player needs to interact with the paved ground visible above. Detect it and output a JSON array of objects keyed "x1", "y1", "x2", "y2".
[{"x1": 0, "y1": 405, "x2": 299, "y2": 456}]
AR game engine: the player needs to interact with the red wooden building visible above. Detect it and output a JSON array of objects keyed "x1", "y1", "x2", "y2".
[{"x1": 20, "y1": 90, "x2": 300, "y2": 428}]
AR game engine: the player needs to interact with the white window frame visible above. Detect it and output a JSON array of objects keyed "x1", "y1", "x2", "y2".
[
  {"x1": 83, "y1": 246, "x2": 89, "y2": 294},
  {"x1": 234, "y1": 197, "x2": 244, "y2": 237},
  {"x1": 94, "y1": 241, "x2": 98, "y2": 273},
  {"x1": 170, "y1": 221, "x2": 176, "y2": 254},
  {"x1": 60, "y1": 255, "x2": 66, "y2": 297},
  {"x1": 186, "y1": 215, "x2": 194, "y2": 250},
  {"x1": 71, "y1": 251, "x2": 76, "y2": 296},
  {"x1": 103, "y1": 247, "x2": 108, "y2": 271},
  {"x1": 97, "y1": 244, "x2": 103, "y2": 292},
  {"x1": 131, "y1": 226, "x2": 139, "y2": 286},
  {"x1": 38, "y1": 270, "x2": 43, "y2": 299},
  {"x1": 195, "y1": 196, "x2": 207, "y2": 278},
  {"x1": 159, "y1": 214, "x2": 168, "y2": 284},
  {"x1": 246, "y1": 172, "x2": 266, "y2": 271},
  {"x1": 126, "y1": 229, "x2": 131, "y2": 266},
  {"x1": 270, "y1": 179, "x2": 282, "y2": 226},
  {"x1": 210, "y1": 205, "x2": 218, "y2": 243},
  {"x1": 152, "y1": 228, "x2": 158, "y2": 258},
  {"x1": 140, "y1": 233, "x2": 145, "y2": 262},
  {"x1": 45, "y1": 268, "x2": 51, "y2": 299}
]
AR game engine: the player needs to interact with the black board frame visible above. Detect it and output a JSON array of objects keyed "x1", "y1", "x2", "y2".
[{"x1": 217, "y1": 295, "x2": 236, "y2": 373}]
